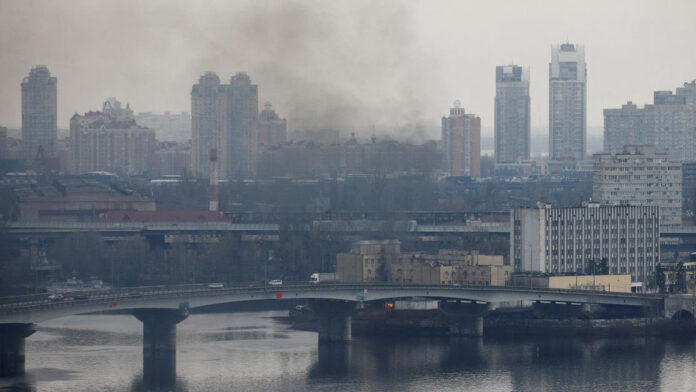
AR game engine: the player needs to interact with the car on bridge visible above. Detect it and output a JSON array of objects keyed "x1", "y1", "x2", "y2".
[
  {"x1": 268, "y1": 280, "x2": 283, "y2": 286},
  {"x1": 48, "y1": 293, "x2": 64, "y2": 301},
  {"x1": 207, "y1": 283, "x2": 224, "y2": 289}
]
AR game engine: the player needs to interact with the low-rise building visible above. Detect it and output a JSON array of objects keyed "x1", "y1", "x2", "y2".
[
  {"x1": 336, "y1": 240, "x2": 401, "y2": 282},
  {"x1": 511, "y1": 274, "x2": 632, "y2": 293},
  {"x1": 389, "y1": 250, "x2": 511, "y2": 286},
  {"x1": 14, "y1": 176, "x2": 155, "y2": 222}
]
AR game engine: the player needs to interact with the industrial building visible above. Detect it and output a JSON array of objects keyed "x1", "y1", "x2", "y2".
[{"x1": 511, "y1": 203, "x2": 660, "y2": 288}]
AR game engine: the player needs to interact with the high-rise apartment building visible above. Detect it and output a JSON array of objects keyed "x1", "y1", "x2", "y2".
[
  {"x1": 190, "y1": 72, "x2": 258, "y2": 179},
  {"x1": 604, "y1": 81, "x2": 696, "y2": 162},
  {"x1": 21, "y1": 65, "x2": 57, "y2": 163},
  {"x1": 220, "y1": 73, "x2": 258, "y2": 180},
  {"x1": 511, "y1": 203, "x2": 660, "y2": 286},
  {"x1": 191, "y1": 72, "x2": 222, "y2": 179},
  {"x1": 442, "y1": 101, "x2": 481, "y2": 178},
  {"x1": 495, "y1": 65, "x2": 530, "y2": 163},
  {"x1": 549, "y1": 43, "x2": 586, "y2": 161},
  {"x1": 592, "y1": 145, "x2": 682, "y2": 227},
  {"x1": 70, "y1": 98, "x2": 156, "y2": 175},
  {"x1": 258, "y1": 102, "x2": 287, "y2": 147}
]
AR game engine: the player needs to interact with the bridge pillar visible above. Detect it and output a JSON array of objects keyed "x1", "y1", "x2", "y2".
[
  {"x1": 440, "y1": 301, "x2": 489, "y2": 337},
  {"x1": 0, "y1": 323, "x2": 36, "y2": 377},
  {"x1": 133, "y1": 308, "x2": 188, "y2": 388},
  {"x1": 310, "y1": 300, "x2": 355, "y2": 342}
]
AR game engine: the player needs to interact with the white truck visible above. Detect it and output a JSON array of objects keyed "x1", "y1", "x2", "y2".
[{"x1": 310, "y1": 272, "x2": 339, "y2": 284}]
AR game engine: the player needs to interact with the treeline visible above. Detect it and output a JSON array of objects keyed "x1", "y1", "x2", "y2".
[{"x1": 0, "y1": 230, "x2": 354, "y2": 294}]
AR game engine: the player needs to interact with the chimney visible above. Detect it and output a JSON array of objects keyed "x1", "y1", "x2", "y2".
[{"x1": 209, "y1": 149, "x2": 219, "y2": 211}]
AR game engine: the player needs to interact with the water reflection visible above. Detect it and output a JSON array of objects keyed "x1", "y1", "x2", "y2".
[
  {"x1": 3, "y1": 313, "x2": 696, "y2": 391},
  {"x1": 129, "y1": 373, "x2": 188, "y2": 392},
  {"x1": 310, "y1": 342, "x2": 351, "y2": 377}
]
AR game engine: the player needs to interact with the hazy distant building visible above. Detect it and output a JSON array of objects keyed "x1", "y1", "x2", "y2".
[
  {"x1": 549, "y1": 43, "x2": 586, "y2": 161},
  {"x1": 290, "y1": 129, "x2": 341, "y2": 145},
  {"x1": 220, "y1": 73, "x2": 258, "y2": 180},
  {"x1": 257, "y1": 136, "x2": 441, "y2": 179},
  {"x1": 495, "y1": 65, "x2": 530, "y2": 163},
  {"x1": 511, "y1": 203, "x2": 660, "y2": 286},
  {"x1": 21, "y1": 65, "x2": 57, "y2": 163},
  {"x1": 191, "y1": 72, "x2": 222, "y2": 178},
  {"x1": 593, "y1": 145, "x2": 682, "y2": 226},
  {"x1": 258, "y1": 102, "x2": 287, "y2": 147},
  {"x1": 70, "y1": 98, "x2": 156, "y2": 175},
  {"x1": 0, "y1": 126, "x2": 7, "y2": 158},
  {"x1": 190, "y1": 72, "x2": 258, "y2": 180},
  {"x1": 154, "y1": 142, "x2": 191, "y2": 177},
  {"x1": 604, "y1": 81, "x2": 696, "y2": 162},
  {"x1": 442, "y1": 101, "x2": 481, "y2": 178},
  {"x1": 135, "y1": 111, "x2": 191, "y2": 142}
]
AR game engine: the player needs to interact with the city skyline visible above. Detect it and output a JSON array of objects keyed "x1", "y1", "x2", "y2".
[{"x1": 0, "y1": 0, "x2": 695, "y2": 139}]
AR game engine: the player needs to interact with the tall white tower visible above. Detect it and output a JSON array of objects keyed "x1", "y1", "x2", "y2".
[{"x1": 549, "y1": 43, "x2": 586, "y2": 161}]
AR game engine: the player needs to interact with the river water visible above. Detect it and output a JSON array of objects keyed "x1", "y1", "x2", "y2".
[{"x1": 1, "y1": 311, "x2": 696, "y2": 392}]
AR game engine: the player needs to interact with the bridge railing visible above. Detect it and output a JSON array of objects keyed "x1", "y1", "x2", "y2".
[{"x1": 0, "y1": 282, "x2": 663, "y2": 315}]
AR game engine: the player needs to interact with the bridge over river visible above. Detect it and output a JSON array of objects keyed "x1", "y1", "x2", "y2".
[{"x1": 0, "y1": 282, "x2": 684, "y2": 385}]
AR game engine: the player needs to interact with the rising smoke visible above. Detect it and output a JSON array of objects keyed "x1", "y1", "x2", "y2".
[{"x1": 0, "y1": 0, "x2": 444, "y2": 141}]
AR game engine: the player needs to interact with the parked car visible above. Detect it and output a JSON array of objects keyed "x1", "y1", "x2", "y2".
[
  {"x1": 207, "y1": 283, "x2": 224, "y2": 289},
  {"x1": 268, "y1": 280, "x2": 283, "y2": 286},
  {"x1": 48, "y1": 293, "x2": 64, "y2": 301}
]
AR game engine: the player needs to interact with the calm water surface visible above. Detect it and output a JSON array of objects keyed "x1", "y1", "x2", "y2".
[{"x1": 1, "y1": 311, "x2": 696, "y2": 391}]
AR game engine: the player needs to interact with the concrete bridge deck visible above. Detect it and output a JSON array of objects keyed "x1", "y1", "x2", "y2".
[
  {"x1": 0, "y1": 283, "x2": 663, "y2": 324},
  {"x1": 0, "y1": 282, "x2": 679, "y2": 383}
]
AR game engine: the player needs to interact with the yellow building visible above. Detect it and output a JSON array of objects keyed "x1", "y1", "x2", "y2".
[{"x1": 511, "y1": 274, "x2": 632, "y2": 293}]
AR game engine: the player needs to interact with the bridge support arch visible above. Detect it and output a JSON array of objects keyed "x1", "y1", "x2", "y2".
[
  {"x1": 133, "y1": 308, "x2": 188, "y2": 388},
  {"x1": 310, "y1": 300, "x2": 355, "y2": 342},
  {"x1": 0, "y1": 323, "x2": 36, "y2": 377}
]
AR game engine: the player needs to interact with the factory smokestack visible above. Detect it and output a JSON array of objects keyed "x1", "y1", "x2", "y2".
[{"x1": 209, "y1": 149, "x2": 218, "y2": 211}]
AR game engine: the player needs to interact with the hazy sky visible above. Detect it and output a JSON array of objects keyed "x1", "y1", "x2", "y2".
[{"x1": 1, "y1": 0, "x2": 694, "y2": 140}]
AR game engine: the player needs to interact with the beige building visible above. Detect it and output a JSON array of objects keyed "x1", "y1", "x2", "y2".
[
  {"x1": 336, "y1": 240, "x2": 401, "y2": 282},
  {"x1": 511, "y1": 274, "x2": 632, "y2": 293},
  {"x1": 389, "y1": 250, "x2": 511, "y2": 286}
]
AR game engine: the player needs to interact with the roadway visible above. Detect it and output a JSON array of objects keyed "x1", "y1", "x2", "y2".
[
  {"x1": 4, "y1": 221, "x2": 696, "y2": 236},
  {"x1": 0, "y1": 282, "x2": 664, "y2": 324}
]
